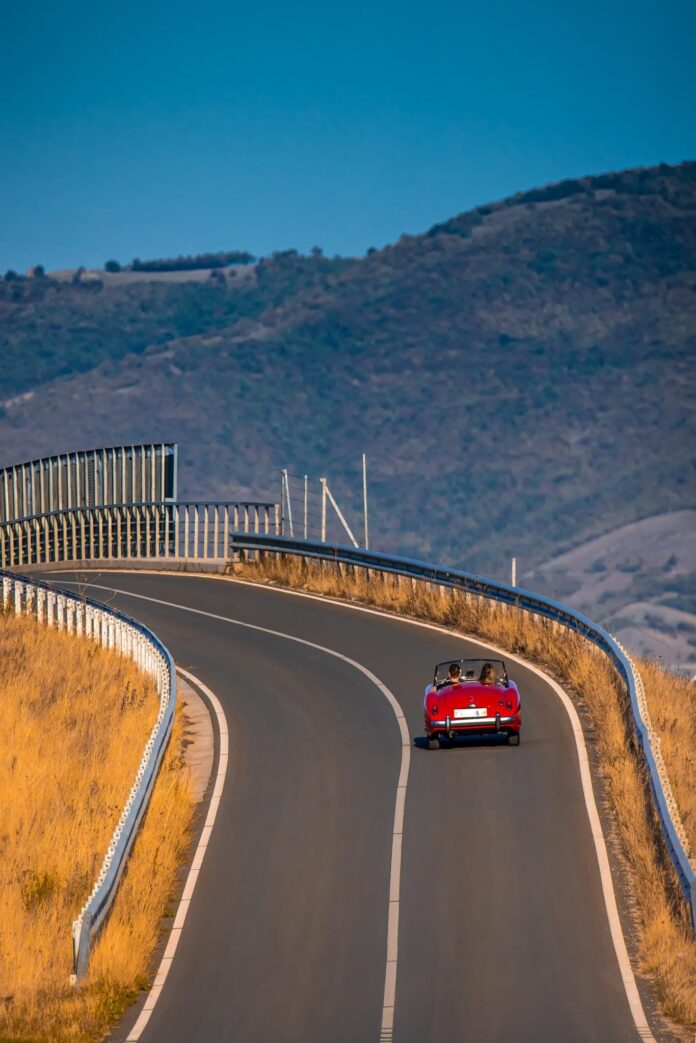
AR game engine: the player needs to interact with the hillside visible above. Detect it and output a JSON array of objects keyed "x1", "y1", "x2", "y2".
[
  {"x1": 1, "y1": 162, "x2": 694, "y2": 599},
  {"x1": 526, "y1": 511, "x2": 696, "y2": 673}
]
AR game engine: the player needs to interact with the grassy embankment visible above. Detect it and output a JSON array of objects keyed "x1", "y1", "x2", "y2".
[
  {"x1": 0, "y1": 611, "x2": 194, "y2": 1043},
  {"x1": 237, "y1": 555, "x2": 696, "y2": 1030}
]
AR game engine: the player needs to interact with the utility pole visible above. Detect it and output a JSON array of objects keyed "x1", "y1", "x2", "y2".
[
  {"x1": 362, "y1": 453, "x2": 369, "y2": 550},
  {"x1": 303, "y1": 474, "x2": 308, "y2": 540},
  {"x1": 511, "y1": 556, "x2": 517, "y2": 587}
]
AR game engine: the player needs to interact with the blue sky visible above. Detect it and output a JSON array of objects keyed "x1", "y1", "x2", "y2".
[{"x1": 1, "y1": 0, "x2": 694, "y2": 272}]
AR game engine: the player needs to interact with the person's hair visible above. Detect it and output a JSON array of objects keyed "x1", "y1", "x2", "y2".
[
  {"x1": 479, "y1": 662, "x2": 496, "y2": 683},
  {"x1": 448, "y1": 663, "x2": 461, "y2": 678}
]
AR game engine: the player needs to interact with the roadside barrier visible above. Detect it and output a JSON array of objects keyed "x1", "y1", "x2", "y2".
[
  {"x1": 229, "y1": 532, "x2": 696, "y2": 932},
  {"x1": 0, "y1": 568, "x2": 176, "y2": 980},
  {"x1": 0, "y1": 499, "x2": 279, "y2": 569},
  {"x1": 3, "y1": 493, "x2": 693, "y2": 947}
]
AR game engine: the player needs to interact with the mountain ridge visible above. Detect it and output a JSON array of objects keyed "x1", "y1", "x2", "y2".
[{"x1": 1, "y1": 161, "x2": 694, "y2": 601}]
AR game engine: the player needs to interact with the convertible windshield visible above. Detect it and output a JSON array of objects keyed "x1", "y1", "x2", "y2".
[{"x1": 434, "y1": 659, "x2": 507, "y2": 687}]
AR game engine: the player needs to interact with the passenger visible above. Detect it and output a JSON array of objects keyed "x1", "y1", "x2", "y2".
[
  {"x1": 479, "y1": 662, "x2": 497, "y2": 685},
  {"x1": 447, "y1": 663, "x2": 462, "y2": 685}
]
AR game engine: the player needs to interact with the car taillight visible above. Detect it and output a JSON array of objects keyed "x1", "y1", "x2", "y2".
[{"x1": 431, "y1": 704, "x2": 439, "y2": 716}]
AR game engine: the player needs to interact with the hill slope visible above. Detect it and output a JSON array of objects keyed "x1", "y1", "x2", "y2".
[{"x1": 1, "y1": 162, "x2": 694, "y2": 590}]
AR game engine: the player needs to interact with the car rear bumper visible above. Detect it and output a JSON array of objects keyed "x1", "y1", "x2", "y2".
[{"x1": 426, "y1": 714, "x2": 520, "y2": 736}]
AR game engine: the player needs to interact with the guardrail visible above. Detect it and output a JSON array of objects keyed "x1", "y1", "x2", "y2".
[
  {"x1": 0, "y1": 442, "x2": 178, "y2": 524},
  {"x1": 0, "y1": 499, "x2": 279, "y2": 569},
  {"x1": 4, "y1": 507, "x2": 693, "y2": 938},
  {"x1": 229, "y1": 532, "x2": 696, "y2": 931},
  {"x1": 0, "y1": 567, "x2": 176, "y2": 980}
]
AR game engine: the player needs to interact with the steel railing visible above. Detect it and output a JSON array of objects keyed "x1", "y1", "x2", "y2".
[
  {"x1": 4, "y1": 503, "x2": 693, "y2": 945},
  {"x1": 229, "y1": 532, "x2": 696, "y2": 931},
  {"x1": 0, "y1": 500, "x2": 279, "y2": 569},
  {"x1": 1, "y1": 568, "x2": 177, "y2": 980},
  {"x1": 0, "y1": 442, "x2": 178, "y2": 524}
]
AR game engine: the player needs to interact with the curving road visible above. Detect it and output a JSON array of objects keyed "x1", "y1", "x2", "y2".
[{"x1": 43, "y1": 570, "x2": 661, "y2": 1043}]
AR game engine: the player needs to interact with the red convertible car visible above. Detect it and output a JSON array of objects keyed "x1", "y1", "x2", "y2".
[{"x1": 424, "y1": 658, "x2": 521, "y2": 749}]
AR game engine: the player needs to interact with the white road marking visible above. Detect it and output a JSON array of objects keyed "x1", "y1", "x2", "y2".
[
  {"x1": 126, "y1": 667, "x2": 229, "y2": 1042},
  {"x1": 55, "y1": 570, "x2": 655, "y2": 1042},
  {"x1": 58, "y1": 580, "x2": 410, "y2": 1043}
]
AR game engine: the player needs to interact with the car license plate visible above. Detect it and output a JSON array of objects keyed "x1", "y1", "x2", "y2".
[{"x1": 453, "y1": 707, "x2": 486, "y2": 719}]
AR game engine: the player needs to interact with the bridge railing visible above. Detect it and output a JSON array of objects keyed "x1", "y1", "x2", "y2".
[
  {"x1": 0, "y1": 567, "x2": 176, "y2": 981},
  {"x1": 0, "y1": 500, "x2": 279, "y2": 568},
  {"x1": 0, "y1": 442, "x2": 178, "y2": 523},
  {"x1": 229, "y1": 531, "x2": 696, "y2": 932}
]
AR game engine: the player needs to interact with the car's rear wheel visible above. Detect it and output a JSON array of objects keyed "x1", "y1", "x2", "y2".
[
  {"x1": 508, "y1": 731, "x2": 520, "y2": 746},
  {"x1": 427, "y1": 735, "x2": 440, "y2": 750}
]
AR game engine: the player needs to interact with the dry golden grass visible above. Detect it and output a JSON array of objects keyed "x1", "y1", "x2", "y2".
[
  {"x1": 237, "y1": 554, "x2": 696, "y2": 1030},
  {"x1": 640, "y1": 658, "x2": 696, "y2": 865},
  {"x1": 0, "y1": 611, "x2": 195, "y2": 1043}
]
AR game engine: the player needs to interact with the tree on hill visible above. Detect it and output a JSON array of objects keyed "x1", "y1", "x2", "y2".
[
  {"x1": 105, "y1": 260, "x2": 121, "y2": 273},
  {"x1": 130, "y1": 250, "x2": 255, "y2": 272}
]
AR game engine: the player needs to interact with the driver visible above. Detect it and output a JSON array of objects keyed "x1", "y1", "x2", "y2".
[
  {"x1": 479, "y1": 662, "x2": 497, "y2": 685},
  {"x1": 446, "y1": 663, "x2": 462, "y2": 685}
]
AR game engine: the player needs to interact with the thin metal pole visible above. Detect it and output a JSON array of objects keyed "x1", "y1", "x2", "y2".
[
  {"x1": 325, "y1": 483, "x2": 359, "y2": 548},
  {"x1": 511, "y1": 556, "x2": 517, "y2": 587},
  {"x1": 362, "y1": 453, "x2": 369, "y2": 550},
  {"x1": 303, "y1": 475, "x2": 308, "y2": 540},
  {"x1": 320, "y1": 478, "x2": 327, "y2": 543},
  {"x1": 2, "y1": 467, "x2": 9, "y2": 522},
  {"x1": 282, "y1": 469, "x2": 294, "y2": 538}
]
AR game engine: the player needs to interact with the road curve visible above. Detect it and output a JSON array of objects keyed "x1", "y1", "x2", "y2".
[{"x1": 42, "y1": 570, "x2": 661, "y2": 1043}]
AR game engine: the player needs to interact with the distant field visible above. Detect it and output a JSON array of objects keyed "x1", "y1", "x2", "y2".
[
  {"x1": 47, "y1": 264, "x2": 258, "y2": 287},
  {"x1": 527, "y1": 511, "x2": 696, "y2": 672}
]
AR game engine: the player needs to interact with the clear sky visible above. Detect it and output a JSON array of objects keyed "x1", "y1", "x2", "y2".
[{"x1": 1, "y1": 0, "x2": 694, "y2": 272}]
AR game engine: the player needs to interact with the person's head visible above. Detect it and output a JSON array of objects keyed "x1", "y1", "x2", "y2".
[
  {"x1": 479, "y1": 662, "x2": 496, "y2": 684},
  {"x1": 448, "y1": 663, "x2": 461, "y2": 682}
]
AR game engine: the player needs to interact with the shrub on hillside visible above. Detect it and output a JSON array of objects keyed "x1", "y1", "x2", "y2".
[{"x1": 130, "y1": 250, "x2": 255, "y2": 272}]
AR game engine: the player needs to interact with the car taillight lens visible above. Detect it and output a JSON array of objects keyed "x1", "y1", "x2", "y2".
[{"x1": 431, "y1": 704, "x2": 439, "y2": 716}]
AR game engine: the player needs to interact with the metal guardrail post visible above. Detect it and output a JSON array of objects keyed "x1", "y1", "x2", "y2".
[{"x1": 145, "y1": 507, "x2": 151, "y2": 558}]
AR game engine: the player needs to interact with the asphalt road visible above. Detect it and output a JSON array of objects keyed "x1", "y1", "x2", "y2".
[{"x1": 43, "y1": 571, "x2": 653, "y2": 1043}]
